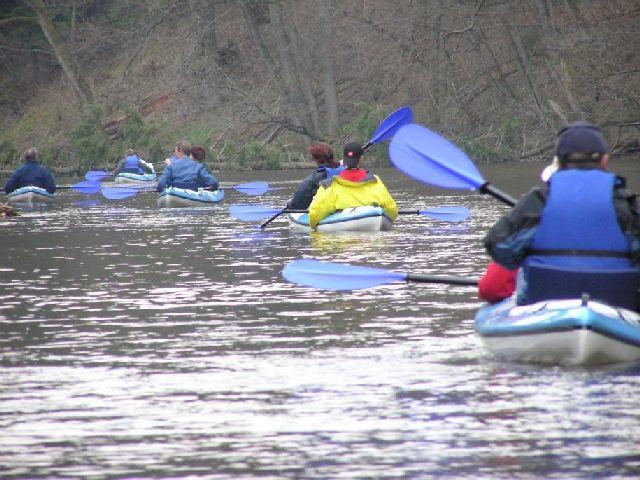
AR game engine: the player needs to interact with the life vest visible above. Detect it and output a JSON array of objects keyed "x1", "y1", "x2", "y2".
[
  {"x1": 122, "y1": 155, "x2": 144, "y2": 174},
  {"x1": 525, "y1": 169, "x2": 632, "y2": 271}
]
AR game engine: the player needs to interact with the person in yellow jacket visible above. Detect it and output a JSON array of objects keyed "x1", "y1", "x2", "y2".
[{"x1": 308, "y1": 141, "x2": 398, "y2": 229}]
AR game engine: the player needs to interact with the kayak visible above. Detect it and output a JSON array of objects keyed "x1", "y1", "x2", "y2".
[
  {"x1": 8, "y1": 186, "x2": 55, "y2": 203},
  {"x1": 115, "y1": 172, "x2": 157, "y2": 184},
  {"x1": 286, "y1": 206, "x2": 393, "y2": 232},
  {"x1": 157, "y1": 186, "x2": 225, "y2": 207},
  {"x1": 475, "y1": 297, "x2": 640, "y2": 366}
]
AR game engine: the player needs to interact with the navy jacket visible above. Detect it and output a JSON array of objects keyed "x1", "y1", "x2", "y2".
[
  {"x1": 4, "y1": 161, "x2": 56, "y2": 194},
  {"x1": 287, "y1": 164, "x2": 344, "y2": 209}
]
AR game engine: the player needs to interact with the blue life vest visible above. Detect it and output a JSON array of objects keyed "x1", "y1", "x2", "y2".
[
  {"x1": 525, "y1": 169, "x2": 632, "y2": 271},
  {"x1": 122, "y1": 155, "x2": 143, "y2": 174}
]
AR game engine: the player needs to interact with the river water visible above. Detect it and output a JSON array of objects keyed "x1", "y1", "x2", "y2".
[{"x1": 1, "y1": 159, "x2": 640, "y2": 479}]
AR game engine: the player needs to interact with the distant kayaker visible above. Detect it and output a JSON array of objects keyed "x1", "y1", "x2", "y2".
[
  {"x1": 113, "y1": 149, "x2": 154, "y2": 176},
  {"x1": 3, "y1": 147, "x2": 56, "y2": 194},
  {"x1": 156, "y1": 141, "x2": 219, "y2": 192},
  {"x1": 308, "y1": 142, "x2": 397, "y2": 230},
  {"x1": 483, "y1": 121, "x2": 640, "y2": 307},
  {"x1": 287, "y1": 141, "x2": 344, "y2": 210}
]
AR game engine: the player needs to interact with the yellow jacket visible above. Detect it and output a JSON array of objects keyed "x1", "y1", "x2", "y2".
[{"x1": 308, "y1": 170, "x2": 398, "y2": 229}]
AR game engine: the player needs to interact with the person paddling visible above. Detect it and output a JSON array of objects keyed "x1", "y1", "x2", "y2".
[
  {"x1": 3, "y1": 148, "x2": 56, "y2": 195},
  {"x1": 156, "y1": 141, "x2": 219, "y2": 192},
  {"x1": 287, "y1": 142, "x2": 344, "y2": 210},
  {"x1": 113, "y1": 149, "x2": 154, "y2": 176},
  {"x1": 308, "y1": 142, "x2": 397, "y2": 230},
  {"x1": 482, "y1": 121, "x2": 640, "y2": 308}
]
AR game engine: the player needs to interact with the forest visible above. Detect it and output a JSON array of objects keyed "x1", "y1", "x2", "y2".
[{"x1": 0, "y1": 0, "x2": 638, "y2": 174}]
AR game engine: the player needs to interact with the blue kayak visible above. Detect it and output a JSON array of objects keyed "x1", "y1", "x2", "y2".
[
  {"x1": 157, "y1": 186, "x2": 225, "y2": 207},
  {"x1": 475, "y1": 297, "x2": 640, "y2": 365},
  {"x1": 8, "y1": 186, "x2": 55, "y2": 203},
  {"x1": 286, "y1": 206, "x2": 393, "y2": 232},
  {"x1": 115, "y1": 172, "x2": 157, "y2": 183}
]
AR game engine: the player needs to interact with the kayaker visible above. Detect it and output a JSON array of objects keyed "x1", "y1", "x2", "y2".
[
  {"x1": 287, "y1": 141, "x2": 344, "y2": 210},
  {"x1": 3, "y1": 147, "x2": 56, "y2": 194},
  {"x1": 483, "y1": 121, "x2": 640, "y2": 306},
  {"x1": 156, "y1": 141, "x2": 219, "y2": 192},
  {"x1": 308, "y1": 142, "x2": 397, "y2": 230},
  {"x1": 113, "y1": 149, "x2": 154, "y2": 176}
]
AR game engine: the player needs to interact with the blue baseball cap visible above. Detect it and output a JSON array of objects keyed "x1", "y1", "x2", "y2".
[{"x1": 555, "y1": 121, "x2": 607, "y2": 161}]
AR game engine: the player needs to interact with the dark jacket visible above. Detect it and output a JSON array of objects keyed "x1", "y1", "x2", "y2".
[
  {"x1": 483, "y1": 173, "x2": 640, "y2": 269},
  {"x1": 287, "y1": 164, "x2": 344, "y2": 209},
  {"x1": 3, "y1": 160, "x2": 56, "y2": 194}
]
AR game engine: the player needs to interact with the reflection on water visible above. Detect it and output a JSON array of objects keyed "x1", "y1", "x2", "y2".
[{"x1": 1, "y1": 161, "x2": 640, "y2": 478}]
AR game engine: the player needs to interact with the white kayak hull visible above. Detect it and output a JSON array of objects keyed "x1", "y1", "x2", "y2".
[
  {"x1": 115, "y1": 172, "x2": 157, "y2": 184},
  {"x1": 8, "y1": 186, "x2": 55, "y2": 204},
  {"x1": 475, "y1": 298, "x2": 640, "y2": 366},
  {"x1": 286, "y1": 206, "x2": 393, "y2": 233},
  {"x1": 157, "y1": 187, "x2": 224, "y2": 207}
]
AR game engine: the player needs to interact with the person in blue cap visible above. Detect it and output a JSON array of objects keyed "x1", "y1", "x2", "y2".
[
  {"x1": 483, "y1": 121, "x2": 640, "y2": 307},
  {"x1": 3, "y1": 147, "x2": 56, "y2": 194}
]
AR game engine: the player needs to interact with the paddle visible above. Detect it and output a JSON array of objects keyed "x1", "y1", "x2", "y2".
[
  {"x1": 388, "y1": 123, "x2": 516, "y2": 207},
  {"x1": 362, "y1": 105, "x2": 413, "y2": 151},
  {"x1": 85, "y1": 170, "x2": 111, "y2": 182},
  {"x1": 282, "y1": 259, "x2": 479, "y2": 291},
  {"x1": 229, "y1": 204, "x2": 470, "y2": 226},
  {"x1": 57, "y1": 181, "x2": 102, "y2": 195},
  {"x1": 100, "y1": 181, "x2": 271, "y2": 200}
]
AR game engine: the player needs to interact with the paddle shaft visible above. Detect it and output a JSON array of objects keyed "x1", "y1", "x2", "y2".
[
  {"x1": 479, "y1": 183, "x2": 516, "y2": 207},
  {"x1": 405, "y1": 273, "x2": 479, "y2": 286},
  {"x1": 260, "y1": 209, "x2": 309, "y2": 229}
]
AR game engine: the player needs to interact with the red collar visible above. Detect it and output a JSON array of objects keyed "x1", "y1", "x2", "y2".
[{"x1": 339, "y1": 169, "x2": 367, "y2": 182}]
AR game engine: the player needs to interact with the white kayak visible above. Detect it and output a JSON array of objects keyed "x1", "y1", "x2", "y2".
[
  {"x1": 115, "y1": 172, "x2": 157, "y2": 184},
  {"x1": 157, "y1": 186, "x2": 225, "y2": 207},
  {"x1": 286, "y1": 206, "x2": 393, "y2": 233},
  {"x1": 8, "y1": 186, "x2": 55, "y2": 204},
  {"x1": 475, "y1": 297, "x2": 640, "y2": 366}
]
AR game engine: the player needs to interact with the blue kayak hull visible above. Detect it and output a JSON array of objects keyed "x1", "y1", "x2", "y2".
[
  {"x1": 157, "y1": 187, "x2": 224, "y2": 207},
  {"x1": 475, "y1": 298, "x2": 640, "y2": 365},
  {"x1": 115, "y1": 172, "x2": 157, "y2": 183},
  {"x1": 286, "y1": 206, "x2": 393, "y2": 232},
  {"x1": 8, "y1": 186, "x2": 55, "y2": 203}
]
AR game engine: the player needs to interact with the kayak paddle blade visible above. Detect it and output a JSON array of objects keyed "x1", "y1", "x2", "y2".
[
  {"x1": 234, "y1": 181, "x2": 269, "y2": 196},
  {"x1": 101, "y1": 186, "x2": 139, "y2": 200},
  {"x1": 389, "y1": 123, "x2": 486, "y2": 190},
  {"x1": 282, "y1": 259, "x2": 406, "y2": 291},
  {"x1": 72, "y1": 181, "x2": 102, "y2": 195},
  {"x1": 367, "y1": 106, "x2": 413, "y2": 146},
  {"x1": 229, "y1": 204, "x2": 283, "y2": 221},
  {"x1": 85, "y1": 170, "x2": 110, "y2": 182},
  {"x1": 419, "y1": 205, "x2": 470, "y2": 222}
]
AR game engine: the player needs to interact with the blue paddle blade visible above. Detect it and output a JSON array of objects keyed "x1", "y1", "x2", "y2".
[
  {"x1": 72, "y1": 181, "x2": 101, "y2": 195},
  {"x1": 229, "y1": 204, "x2": 283, "y2": 221},
  {"x1": 368, "y1": 106, "x2": 413, "y2": 145},
  {"x1": 419, "y1": 206, "x2": 470, "y2": 222},
  {"x1": 389, "y1": 123, "x2": 486, "y2": 190},
  {"x1": 101, "y1": 186, "x2": 138, "y2": 200},
  {"x1": 234, "y1": 181, "x2": 269, "y2": 196},
  {"x1": 85, "y1": 170, "x2": 110, "y2": 182},
  {"x1": 282, "y1": 259, "x2": 406, "y2": 291}
]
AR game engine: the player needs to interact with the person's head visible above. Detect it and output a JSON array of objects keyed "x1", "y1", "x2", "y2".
[
  {"x1": 555, "y1": 121, "x2": 608, "y2": 171},
  {"x1": 23, "y1": 147, "x2": 38, "y2": 162},
  {"x1": 191, "y1": 146, "x2": 206, "y2": 162},
  {"x1": 308, "y1": 142, "x2": 337, "y2": 167},
  {"x1": 126, "y1": 148, "x2": 136, "y2": 156},
  {"x1": 342, "y1": 142, "x2": 364, "y2": 169},
  {"x1": 175, "y1": 140, "x2": 192, "y2": 157}
]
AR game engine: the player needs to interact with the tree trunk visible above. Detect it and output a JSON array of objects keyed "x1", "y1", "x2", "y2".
[
  {"x1": 317, "y1": 0, "x2": 338, "y2": 137},
  {"x1": 23, "y1": 0, "x2": 93, "y2": 106}
]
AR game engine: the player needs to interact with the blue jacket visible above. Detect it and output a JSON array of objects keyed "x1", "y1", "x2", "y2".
[
  {"x1": 287, "y1": 164, "x2": 344, "y2": 209},
  {"x1": 156, "y1": 156, "x2": 219, "y2": 192},
  {"x1": 3, "y1": 160, "x2": 56, "y2": 194},
  {"x1": 122, "y1": 155, "x2": 144, "y2": 174}
]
